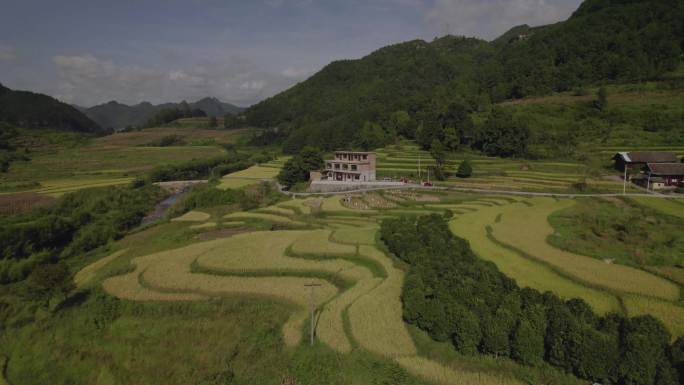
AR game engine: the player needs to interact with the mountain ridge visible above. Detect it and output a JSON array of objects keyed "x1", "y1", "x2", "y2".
[
  {"x1": 80, "y1": 97, "x2": 244, "y2": 130},
  {"x1": 0, "y1": 83, "x2": 106, "y2": 135}
]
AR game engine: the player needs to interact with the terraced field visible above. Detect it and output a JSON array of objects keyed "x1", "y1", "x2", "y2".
[
  {"x1": 449, "y1": 196, "x2": 684, "y2": 338},
  {"x1": 76, "y1": 190, "x2": 684, "y2": 385},
  {"x1": 218, "y1": 160, "x2": 286, "y2": 190},
  {"x1": 78, "y1": 196, "x2": 532, "y2": 385},
  {"x1": 376, "y1": 142, "x2": 641, "y2": 193}
]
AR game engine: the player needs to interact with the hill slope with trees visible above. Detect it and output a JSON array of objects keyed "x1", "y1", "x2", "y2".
[
  {"x1": 0, "y1": 84, "x2": 105, "y2": 135},
  {"x1": 244, "y1": 0, "x2": 684, "y2": 153}
]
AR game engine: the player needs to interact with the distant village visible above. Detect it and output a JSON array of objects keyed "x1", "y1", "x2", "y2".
[{"x1": 309, "y1": 150, "x2": 684, "y2": 193}]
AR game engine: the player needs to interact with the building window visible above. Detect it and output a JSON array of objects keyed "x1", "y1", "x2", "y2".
[
  {"x1": 334, "y1": 164, "x2": 340, "y2": 169},
  {"x1": 355, "y1": 175, "x2": 360, "y2": 180},
  {"x1": 343, "y1": 164, "x2": 348, "y2": 170},
  {"x1": 351, "y1": 165, "x2": 357, "y2": 171},
  {"x1": 363, "y1": 155, "x2": 367, "y2": 160}
]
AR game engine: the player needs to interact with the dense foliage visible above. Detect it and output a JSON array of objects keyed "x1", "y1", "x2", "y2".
[
  {"x1": 0, "y1": 83, "x2": 105, "y2": 134},
  {"x1": 244, "y1": 0, "x2": 684, "y2": 154},
  {"x1": 0, "y1": 123, "x2": 29, "y2": 172},
  {"x1": 381, "y1": 214, "x2": 683, "y2": 385},
  {"x1": 277, "y1": 147, "x2": 324, "y2": 188},
  {"x1": 0, "y1": 185, "x2": 164, "y2": 283},
  {"x1": 147, "y1": 151, "x2": 273, "y2": 182}
]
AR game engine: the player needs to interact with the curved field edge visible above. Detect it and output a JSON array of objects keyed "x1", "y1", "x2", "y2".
[
  {"x1": 491, "y1": 198, "x2": 680, "y2": 301},
  {"x1": 75, "y1": 217, "x2": 527, "y2": 385}
]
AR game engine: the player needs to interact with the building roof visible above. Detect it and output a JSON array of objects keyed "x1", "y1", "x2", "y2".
[
  {"x1": 334, "y1": 151, "x2": 374, "y2": 155},
  {"x1": 615, "y1": 151, "x2": 678, "y2": 163},
  {"x1": 646, "y1": 163, "x2": 684, "y2": 176}
]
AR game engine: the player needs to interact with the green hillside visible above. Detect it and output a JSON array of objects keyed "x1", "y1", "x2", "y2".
[
  {"x1": 245, "y1": 0, "x2": 684, "y2": 153},
  {"x1": 0, "y1": 84, "x2": 105, "y2": 135}
]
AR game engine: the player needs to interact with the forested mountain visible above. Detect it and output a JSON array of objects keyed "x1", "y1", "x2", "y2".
[
  {"x1": 245, "y1": 0, "x2": 684, "y2": 152},
  {"x1": 81, "y1": 97, "x2": 243, "y2": 130},
  {"x1": 0, "y1": 83, "x2": 105, "y2": 135}
]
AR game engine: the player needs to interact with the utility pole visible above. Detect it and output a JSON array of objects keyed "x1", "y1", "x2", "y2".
[
  {"x1": 418, "y1": 155, "x2": 421, "y2": 182},
  {"x1": 304, "y1": 283, "x2": 322, "y2": 346},
  {"x1": 647, "y1": 171, "x2": 652, "y2": 192},
  {"x1": 623, "y1": 167, "x2": 627, "y2": 195}
]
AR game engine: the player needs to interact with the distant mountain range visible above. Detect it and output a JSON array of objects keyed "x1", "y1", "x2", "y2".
[
  {"x1": 78, "y1": 98, "x2": 244, "y2": 130},
  {"x1": 0, "y1": 83, "x2": 106, "y2": 135}
]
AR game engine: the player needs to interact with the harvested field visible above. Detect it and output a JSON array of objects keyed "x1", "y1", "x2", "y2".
[
  {"x1": 172, "y1": 211, "x2": 211, "y2": 222},
  {"x1": 491, "y1": 198, "x2": 680, "y2": 301},
  {"x1": 321, "y1": 196, "x2": 376, "y2": 213}
]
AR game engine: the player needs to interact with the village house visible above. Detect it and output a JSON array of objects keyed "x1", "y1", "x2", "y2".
[
  {"x1": 613, "y1": 151, "x2": 678, "y2": 173},
  {"x1": 631, "y1": 163, "x2": 684, "y2": 190},
  {"x1": 316, "y1": 151, "x2": 377, "y2": 182}
]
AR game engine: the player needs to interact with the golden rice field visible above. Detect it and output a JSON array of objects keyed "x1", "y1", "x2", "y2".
[
  {"x1": 490, "y1": 198, "x2": 680, "y2": 301},
  {"x1": 80, "y1": 200, "x2": 531, "y2": 385},
  {"x1": 77, "y1": 187, "x2": 684, "y2": 385},
  {"x1": 218, "y1": 164, "x2": 283, "y2": 190},
  {"x1": 450, "y1": 206, "x2": 621, "y2": 315},
  {"x1": 74, "y1": 249, "x2": 128, "y2": 288},
  {"x1": 623, "y1": 295, "x2": 684, "y2": 339}
]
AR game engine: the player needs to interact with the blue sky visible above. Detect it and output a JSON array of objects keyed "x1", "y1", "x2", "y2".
[{"x1": 0, "y1": 0, "x2": 582, "y2": 107}]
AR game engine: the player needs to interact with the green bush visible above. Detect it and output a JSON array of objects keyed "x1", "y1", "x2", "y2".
[{"x1": 456, "y1": 160, "x2": 472, "y2": 178}]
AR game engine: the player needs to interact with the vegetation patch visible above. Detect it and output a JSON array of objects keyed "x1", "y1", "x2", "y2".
[{"x1": 548, "y1": 198, "x2": 684, "y2": 267}]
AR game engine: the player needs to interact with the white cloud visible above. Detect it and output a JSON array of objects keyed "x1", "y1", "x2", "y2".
[
  {"x1": 281, "y1": 66, "x2": 312, "y2": 78},
  {"x1": 0, "y1": 44, "x2": 17, "y2": 62},
  {"x1": 51, "y1": 54, "x2": 309, "y2": 107},
  {"x1": 425, "y1": 0, "x2": 580, "y2": 40}
]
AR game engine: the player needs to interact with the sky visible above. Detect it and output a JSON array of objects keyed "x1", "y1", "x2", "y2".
[{"x1": 0, "y1": 0, "x2": 583, "y2": 107}]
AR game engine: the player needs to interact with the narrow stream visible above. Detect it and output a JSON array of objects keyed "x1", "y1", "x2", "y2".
[{"x1": 140, "y1": 190, "x2": 187, "y2": 226}]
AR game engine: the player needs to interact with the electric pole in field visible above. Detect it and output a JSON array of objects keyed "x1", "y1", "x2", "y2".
[
  {"x1": 623, "y1": 167, "x2": 627, "y2": 195},
  {"x1": 304, "y1": 283, "x2": 322, "y2": 346}
]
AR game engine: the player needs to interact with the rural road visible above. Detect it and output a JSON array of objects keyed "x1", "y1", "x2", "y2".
[{"x1": 278, "y1": 183, "x2": 684, "y2": 199}]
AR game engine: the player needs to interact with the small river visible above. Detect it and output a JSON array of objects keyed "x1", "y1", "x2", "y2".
[{"x1": 140, "y1": 191, "x2": 186, "y2": 226}]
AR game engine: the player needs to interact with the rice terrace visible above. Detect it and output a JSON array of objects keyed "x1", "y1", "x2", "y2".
[{"x1": 3, "y1": 0, "x2": 684, "y2": 384}]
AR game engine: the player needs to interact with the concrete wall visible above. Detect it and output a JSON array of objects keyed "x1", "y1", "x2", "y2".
[{"x1": 309, "y1": 180, "x2": 405, "y2": 193}]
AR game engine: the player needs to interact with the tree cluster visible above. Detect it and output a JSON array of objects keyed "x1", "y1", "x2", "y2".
[
  {"x1": 277, "y1": 147, "x2": 324, "y2": 188},
  {"x1": 142, "y1": 102, "x2": 206, "y2": 128},
  {"x1": 0, "y1": 184, "x2": 164, "y2": 283},
  {"x1": 381, "y1": 214, "x2": 683, "y2": 385}
]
